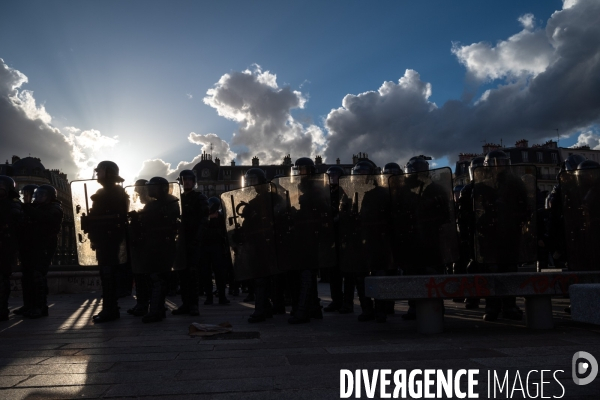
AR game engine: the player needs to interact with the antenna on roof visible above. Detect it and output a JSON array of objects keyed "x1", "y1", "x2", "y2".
[{"x1": 555, "y1": 128, "x2": 559, "y2": 147}]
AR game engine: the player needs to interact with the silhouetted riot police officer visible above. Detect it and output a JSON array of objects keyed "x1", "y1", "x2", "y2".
[
  {"x1": 86, "y1": 161, "x2": 129, "y2": 323},
  {"x1": 240, "y1": 168, "x2": 276, "y2": 323},
  {"x1": 474, "y1": 150, "x2": 526, "y2": 321},
  {"x1": 323, "y1": 166, "x2": 355, "y2": 314},
  {"x1": 13, "y1": 184, "x2": 38, "y2": 317},
  {"x1": 457, "y1": 157, "x2": 484, "y2": 309},
  {"x1": 0, "y1": 176, "x2": 22, "y2": 322},
  {"x1": 202, "y1": 197, "x2": 231, "y2": 305},
  {"x1": 172, "y1": 170, "x2": 209, "y2": 316},
  {"x1": 21, "y1": 185, "x2": 63, "y2": 318},
  {"x1": 138, "y1": 177, "x2": 181, "y2": 323},
  {"x1": 127, "y1": 179, "x2": 152, "y2": 316},
  {"x1": 287, "y1": 158, "x2": 325, "y2": 324}
]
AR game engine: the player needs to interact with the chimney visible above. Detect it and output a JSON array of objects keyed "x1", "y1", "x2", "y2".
[
  {"x1": 215, "y1": 157, "x2": 220, "y2": 167},
  {"x1": 283, "y1": 154, "x2": 292, "y2": 166},
  {"x1": 458, "y1": 153, "x2": 479, "y2": 162},
  {"x1": 352, "y1": 154, "x2": 358, "y2": 164},
  {"x1": 336, "y1": 158, "x2": 340, "y2": 165},
  {"x1": 231, "y1": 160, "x2": 236, "y2": 166},
  {"x1": 515, "y1": 139, "x2": 529, "y2": 148},
  {"x1": 11, "y1": 155, "x2": 20, "y2": 164},
  {"x1": 315, "y1": 155, "x2": 322, "y2": 166},
  {"x1": 543, "y1": 140, "x2": 557, "y2": 149},
  {"x1": 482, "y1": 143, "x2": 501, "y2": 154},
  {"x1": 252, "y1": 156, "x2": 259, "y2": 166}
]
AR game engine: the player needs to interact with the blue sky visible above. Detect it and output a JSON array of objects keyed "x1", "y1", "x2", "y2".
[{"x1": 1, "y1": 0, "x2": 597, "y2": 182}]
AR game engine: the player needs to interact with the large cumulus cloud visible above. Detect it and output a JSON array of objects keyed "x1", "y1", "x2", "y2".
[
  {"x1": 325, "y1": 0, "x2": 600, "y2": 166},
  {"x1": 0, "y1": 59, "x2": 118, "y2": 179},
  {"x1": 203, "y1": 65, "x2": 326, "y2": 164}
]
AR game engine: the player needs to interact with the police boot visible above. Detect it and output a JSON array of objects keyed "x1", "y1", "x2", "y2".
[
  {"x1": 143, "y1": 274, "x2": 165, "y2": 323},
  {"x1": 401, "y1": 300, "x2": 417, "y2": 321},
  {"x1": 26, "y1": 272, "x2": 49, "y2": 319},
  {"x1": 218, "y1": 285, "x2": 230, "y2": 305},
  {"x1": 483, "y1": 298, "x2": 501, "y2": 321},
  {"x1": 171, "y1": 304, "x2": 190, "y2": 315},
  {"x1": 464, "y1": 298, "x2": 480, "y2": 310},
  {"x1": 357, "y1": 297, "x2": 375, "y2": 322},
  {"x1": 500, "y1": 297, "x2": 523, "y2": 321},
  {"x1": 248, "y1": 278, "x2": 267, "y2": 323},
  {"x1": 93, "y1": 267, "x2": 120, "y2": 323},
  {"x1": 128, "y1": 274, "x2": 150, "y2": 316},
  {"x1": 375, "y1": 300, "x2": 388, "y2": 323},
  {"x1": 288, "y1": 270, "x2": 312, "y2": 324},
  {"x1": 13, "y1": 272, "x2": 33, "y2": 316}
]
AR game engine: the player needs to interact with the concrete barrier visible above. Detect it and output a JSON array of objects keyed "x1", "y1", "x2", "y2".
[
  {"x1": 569, "y1": 283, "x2": 600, "y2": 326},
  {"x1": 9, "y1": 270, "x2": 101, "y2": 295},
  {"x1": 365, "y1": 271, "x2": 600, "y2": 334}
]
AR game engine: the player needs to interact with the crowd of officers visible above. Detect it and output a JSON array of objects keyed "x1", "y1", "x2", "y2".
[{"x1": 0, "y1": 150, "x2": 595, "y2": 325}]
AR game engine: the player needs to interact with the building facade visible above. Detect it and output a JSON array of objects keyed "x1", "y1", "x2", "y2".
[
  {"x1": 454, "y1": 139, "x2": 561, "y2": 196},
  {"x1": 0, "y1": 155, "x2": 76, "y2": 266},
  {"x1": 190, "y1": 152, "x2": 369, "y2": 197}
]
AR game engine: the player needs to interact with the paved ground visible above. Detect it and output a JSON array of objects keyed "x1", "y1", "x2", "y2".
[{"x1": 1, "y1": 284, "x2": 599, "y2": 399}]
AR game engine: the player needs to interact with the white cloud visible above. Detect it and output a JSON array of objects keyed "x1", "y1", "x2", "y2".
[
  {"x1": 572, "y1": 130, "x2": 600, "y2": 150},
  {"x1": 451, "y1": 19, "x2": 554, "y2": 81},
  {"x1": 325, "y1": 0, "x2": 600, "y2": 167},
  {"x1": 188, "y1": 132, "x2": 236, "y2": 163},
  {"x1": 518, "y1": 13, "x2": 536, "y2": 30},
  {"x1": 203, "y1": 64, "x2": 325, "y2": 164},
  {"x1": 0, "y1": 59, "x2": 121, "y2": 179}
]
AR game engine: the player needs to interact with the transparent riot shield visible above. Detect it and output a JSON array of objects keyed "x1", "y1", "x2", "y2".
[
  {"x1": 71, "y1": 180, "x2": 128, "y2": 267},
  {"x1": 337, "y1": 175, "x2": 394, "y2": 274},
  {"x1": 389, "y1": 167, "x2": 459, "y2": 274},
  {"x1": 125, "y1": 182, "x2": 183, "y2": 274},
  {"x1": 560, "y1": 168, "x2": 600, "y2": 271},
  {"x1": 220, "y1": 184, "x2": 279, "y2": 281},
  {"x1": 472, "y1": 165, "x2": 537, "y2": 264},
  {"x1": 271, "y1": 174, "x2": 336, "y2": 271}
]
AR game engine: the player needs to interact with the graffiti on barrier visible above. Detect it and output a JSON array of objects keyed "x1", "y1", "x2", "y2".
[
  {"x1": 426, "y1": 276, "x2": 491, "y2": 298},
  {"x1": 518, "y1": 274, "x2": 579, "y2": 294}
]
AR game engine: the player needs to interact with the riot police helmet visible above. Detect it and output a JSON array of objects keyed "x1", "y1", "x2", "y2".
[
  {"x1": 291, "y1": 157, "x2": 316, "y2": 176},
  {"x1": 404, "y1": 156, "x2": 430, "y2": 174},
  {"x1": 469, "y1": 156, "x2": 485, "y2": 181},
  {"x1": 352, "y1": 161, "x2": 374, "y2": 175},
  {"x1": 564, "y1": 154, "x2": 586, "y2": 171},
  {"x1": 326, "y1": 166, "x2": 344, "y2": 185},
  {"x1": 0, "y1": 175, "x2": 16, "y2": 199},
  {"x1": 178, "y1": 169, "x2": 197, "y2": 184},
  {"x1": 484, "y1": 150, "x2": 510, "y2": 167},
  {"x1": 21, "y1": 184, "x2": 39, "y2": 195},
  {"x1": 33, "y1": 184, "x2": 57, "y2": 204},
  {"x1": 146, "y1": 177, "x2": 170, "y2": 198},
  {"x1": 208, "y1": 197, "x2": 221, "y2": 214},
  {"x1": 576, "y1": 160, "x2": 600, "y2": 170},
  {"x1": 244, "y1": 168, "x2": 267, "y2": 187},
  {"x1": 94, "y1": 160, "x2": 124, "y2": 182},
  {"x1": 383, "y1": 162, "x2": 402, "y2": 175},
  {"x1": 21, "y1": 184, "x2": 39, "y2": 203}
]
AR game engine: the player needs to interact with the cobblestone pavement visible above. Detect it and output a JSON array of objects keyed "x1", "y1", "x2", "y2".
[{"x1": 1, "y1": 283, "x2": 599, "y2": 399}]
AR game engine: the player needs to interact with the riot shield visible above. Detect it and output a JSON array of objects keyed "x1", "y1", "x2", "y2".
[
  {"x1": 560, "y1": 168, "x2": 600, "y2": 271},
  {"x1": 220, "y1": 184, "x2": 279, "y2": 281},
  {"x1": 125, "y1": 182, "x2": 184, "y2": 274},
  {"x1": 389, "y1": 167, "x2": 459, "y2": 274},
  {"x1": 71, "y1": 180, "x2": 128, "y2": 267},
  {"x1": 337, "y1": 175, "x2": 394, "y2": 274},
  {"x1": 271, "y1": 174, "x2": 336, "y2": 271},
  {"x1": 472, "y1": 165, "x2": 537, "y2": 264}
]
